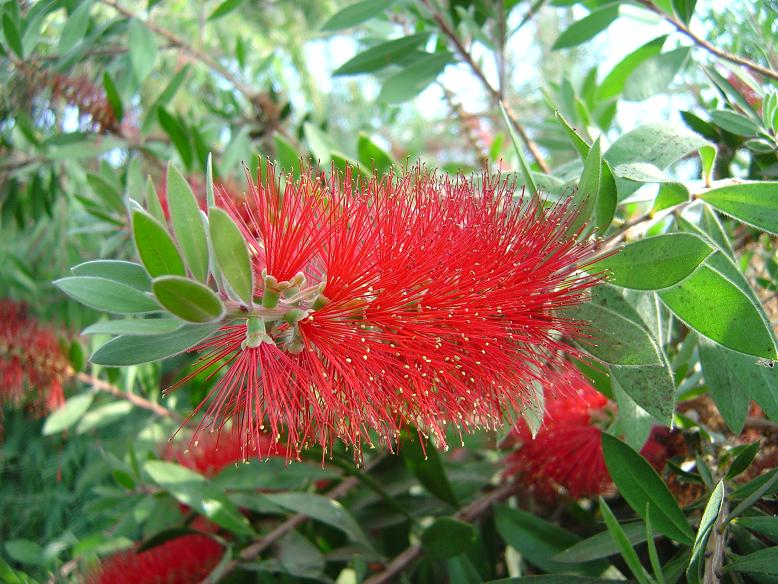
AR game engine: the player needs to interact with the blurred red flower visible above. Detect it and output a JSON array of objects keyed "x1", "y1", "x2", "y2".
[
  {"x1": 504, "y1": 363, "x2": 669, "y2": 500},
  {"x1": 87, "y1": 534, "x2": 223, "y2": 584},
  {"x1": 0, "y1": 300, "x2": 69, "y2": 414},
  {"x1": 170, "y1": 166, "x2": 599, "y2": 460}
]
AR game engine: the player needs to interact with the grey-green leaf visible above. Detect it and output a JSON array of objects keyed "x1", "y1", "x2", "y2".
[
  {"x1": 71, "y1": 260, "x2": 151, "y2": 291},
  {"x1": 321, "y1": 0, "x2": 396, "y2": 31},
  {"x1": 167, "y1": 164, "x2": 209, "y2": 281},
  {"x1": 42, "y1": 393, "x2": 94, "y2": 436},
  {"x1": 132, "y1": 210, "x2": 186, "y2": 278},
  {"x1": 208, "y1": 208, "x2": 253, "y2": 305},
  {"x1": 90, "y1": 323, "x2": 219, "y2": 366},
  {"x1": 334, "y1": 33, "x2": 428, "y2": 76},
  {"x1": 55, "y1": 276, "x2": 159, "y2": 314},
  {"x1": 568, "y1": 137, "x2": 601, "y2": 236},
  {"x1": 128, "y1": 19, "x2": 157, "y2": 84},
  {"x1": 552, "y1": 4, "x2": 620, "y2": 50},
  {"x1": 378, "y1": 53, "x2": 452, "y2": 103},
  {"x1": 698, "y1": 338, "x2": 751, "y2": 433},
  {"x1": 152, "y1": 276, "x2": 224, "y2": 323},
  {"x1": 82, "y1": 318, "x2": 182, "y2": 336}
]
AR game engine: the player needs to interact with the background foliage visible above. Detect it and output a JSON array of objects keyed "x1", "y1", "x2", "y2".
[{"x1": 1, "y1": 0, "x2": 778, "y2": 582}]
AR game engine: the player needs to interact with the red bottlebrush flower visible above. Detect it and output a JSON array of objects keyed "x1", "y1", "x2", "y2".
[
  {"x1": 169, "y1": 165, "x2": 600, "y2": 459},
  {"x1": 87, "y1": 534, "x2": 223, "y2": 584},
  {"x1": 504, "y1": 364, "x2": 668, "y2": 500},
  {"x1": 164, "y1": 428, "x2": 284, "y2": 476},
  {"x1": 0, "y1": 301, "x2": 70, "y2": 414}
]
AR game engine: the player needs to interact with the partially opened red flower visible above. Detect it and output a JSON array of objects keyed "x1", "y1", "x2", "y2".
[
  {"x1": 169, "y1": 165, "x2": 600, "y2": 459},
  {"x1": 0, "y1": 300, "x2": 69, "y2": 414},
  {"x1": 87, "y1": 534, "x2": 223, "y2": 584},
  {"x1": 505, "y1": 363, "x2": 669, "y2": 500}
]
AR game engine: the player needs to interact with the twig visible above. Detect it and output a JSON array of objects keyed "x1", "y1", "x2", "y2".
[
  {"x1": 440, "y1": 83, "x2": 490, "y2": 166},
  {"x1": 637, "y1": 0, "x2": 778, "y2": 82},
  {"x1": 213, "y1": 455, "x2": 385, "y2": 580},
  {"x1": 75, "y1": 371, "x2": 181, "y2": 421},
  {"x1": 363, "y1": 480, "x2": 517, "y2": 584},
  {"x1": 421, "y1": 0, "x2": 551, "y2": 173},
  {"x1": 744, "y1": 416, "x2": 778, "y2": 433}
]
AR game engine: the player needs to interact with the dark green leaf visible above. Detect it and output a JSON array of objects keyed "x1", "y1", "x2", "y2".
[
  {"x1": 555, "y1": 521, "x2": 648, "y2": 563},
  {"x1": 4, "y1": 540, "x2": 43, "y2": 566},
  {"x1": 357, "y1": 133, "x2": 395, "y2": 174},
  {"x1": 128, "y1": 18, "x2": 157, "y2": 84},
  {"x1": 672, "y1": 0, "x2": 696, "y2": 23},
  {"x1": 495, "y1": 505, "x2": 607, "y2": 575},
  {"x1": 321, "y1": 0, "x2": 396, "y2": 31},
  {"x1": 208, "y1": 208, "x2": 253, "y2": 305},
  {"x1": 158, "y1": 110, "x2": 193, "y2": 169},
  {"x1": 421, "y1": 518, "x2": 477, "y2": 560},
  {"x1": 728, "y1": 471, "x2": 778, "y2": 520},
  {"x1": 736, "y1": 517, "x2": 778, "y2": 541},
  {"x1": 378, "y1": 53, "x2": 452, "y2": 103},
  {"x1": 2, "y1": 14, "x2": 24, "y2": 58},
  {"x1": 208, "y1": 0, "x2": 245, "y2": 21},
  {"x1": 599, "y1": 498, "x2": 652, "y2": 584},
  {"x1": 687, "y1": 481, "x2": 724, "y2": 580},
  {"x1": 144, "y1": 461, "x2": 253, "y2": 535},
  {"x1": 167, "y1": 164, "x2": 209, "y2": 281},
  {"x1": 278, "y1": 531, "x2": 325, "y2": 578},
  {"x1": 402, "y1": 435, "x2": 459, "y2": 508},
  {"x1": 71, "y1": 260, "x2": 151, "y2": 290},
  {"x1": 86, "y1": 172, "x2": 125, "y2": 214},
  {"x1": 90, "y1": 323, "x2": 219, "y2": 366},
  {"x1": 699, "y1": 182, "x2": 778, "y2": 235},
  {"x1": 264, "y1": 493, "x2": 369, "y2": 544},
  {"x1": 623, "y1": 48, "x2": 690, "y2": 102},
  {"x1": 55, "y1": 276, "x2": 159, "y2": 314},
  {"x1": 725, "y1": 547, "x2": 778, "y2": 575},
  {"x1": 42, "y1": 393, "x2": 94, "y2": 435},
  {"x1": 102, "y1": 71, "x2": 123, "y2": 121},
  {"x1": 132, "y1": 210, "x2": 185, "y2": 278},
  {"x1": 82, "y1": 318, "x2": 182, "y2": 336},
  {"x1": 727, "y1": 443, "x2": 760, "y2": 480},
  {"x1": 152, "y1": 276, "x2": 224, "y2": 323},
  {"x1": 601, "y1": 433, "x2": 694, "y2": 543},
  {"x1": 447, "y1": 556, "x2": 483, "y2": 584},
  {"x1": 596, "y1": 233, "x2": 712, "y2": 290},
  {"x1": 334, "y1": 33, "x2": 429, "y2": 76},
  {"x1": 699, "y1": 337, "x2": 751, "y2": 434},
  {"x1": 598, "y1": 36, "x2": 667, "y2": 101},
  {"x1": 552, "y1": 4, "x2": 619, "y2": 50},
  {"x1": 659, "y1": 263, "x2": 777, "y2": 359}
]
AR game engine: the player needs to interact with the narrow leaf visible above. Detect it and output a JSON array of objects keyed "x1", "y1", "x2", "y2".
[
  {"x1": 208, "y1": 208, "x2": 253, "y2": 305},
  {"x1": 42, "y1": 393, "x2": 94, "y2": 435},
  {"x1": 552, "y1": 4, "x2": 620, "y2": 50},
  {"x1": 90, "y1": 323, "x2": 219, "y2": 366},
  {"x1": 167, "y1": 164, "x2": 209, "y2": 281},
  {"x1": 599, "y1": 498, "x2": 652, "y2": 584},
  {"x1": 127, "y1": 18, "x2": 157, "y2": 84},
  {"x1": 321, "y1": 0, "x2": 396, "y2": 31}
]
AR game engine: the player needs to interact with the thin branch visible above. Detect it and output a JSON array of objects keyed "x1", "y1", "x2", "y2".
[
  {"x1": 75, "y1": 371, "x2": 181, "y2": 421},
  {"x1": 363, "y1": 480, "x2": 517, "y2": 584},
  {"x1": 637, "y1": 0, "x2": 778, "y2": 82},
  {"x1": 440, "y1": 83, "x2": 490, "y2": 167},
  {"x1": 421, "y1": 0, "x2": 551, "y2": 173},
  {"x1": 744, "y1": 416, "x2": 778, "y2": 433}
]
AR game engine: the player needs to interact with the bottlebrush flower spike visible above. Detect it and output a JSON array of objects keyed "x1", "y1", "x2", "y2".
[
  {"x1": 87, "y1": 534, "x2": 223, "y2": 584},
  {"x1": 0, "y1": 300, "x2": 70, "y2": 414},
  {"x1": 168, "y1": 164, "x2": 600, "y2": 460},
  {"x1": 504, "y1": 363, "x2": 668, "y2": 500}
]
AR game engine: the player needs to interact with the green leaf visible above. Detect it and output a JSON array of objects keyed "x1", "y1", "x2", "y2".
[
  {"x1": 552, "y1": 4, "x2": 620, "y2": 50},
  {"x1": 494, "y1": 505, "x2": 607, "y2": 575},
  {"x1": 102, "y1": 71, "x2": 123, "y2": 121},
  {"x1": 555, "y1": 521, "x2": 648, "y2": 563},
  {"x1": 421, "y1": 518, "x2": 477, "y2": 560},
  {"x1": 605, "y1": 123, "x2": 715, "y2": 201},
  {"x1": 446, "y1": 556, "x2": 483, "y2": 584},
  {"x1": 610, "y1": 362, "x2": 675, "y2": 427},
  {"x1": 334, "y1": 33, "x2": 429, "y2": 76},
  {"x1": 598, "y1": 36, "x2": 667, "y2": 101},
  {"x1": 167, "y1": 164, "x2": 209, "y2": 281},
  {"x1": 599, "y1": 498, "x2": 652, "y2": 584},
  {"x1": 82, "y1": 318, "x2": 182, "y2": 336},
  {"x1": 710, "y1": 110, "x2": 760, "y2": 136},
  {"x1": 402, "y1": 435, "x2": 459, "y2": 508},
  {"x1": 58, "y1": 0, "x2": 93, "y2": 54},
  {"x1": 127, "y1": 18, "x2": 157, "y2": 84},
  {"x1": 132, "y1": 210, "x2": 186, "y2": 278},
  {"x1": 71, "y1": 260, "x2": 151, "y2": 291},
  {"x1": 601, "y1": 433, "x2": 694, "y2": 544},
  {"x1": 274, "y1": 135, "x2": 300, "y2": 173},
  {"x1": 55, "y1": 276, "x2": 159, "y2": 314},
  {"x1": 90, "y1": 323, "x2": 219, "y2": 366},
  {"x1": 208, "y1": 208, "x2": 253, "y2": 305},
  {"x1": 596, "y1": 233, "x2": 712, "y2": 290},
  {"x1": 4, "y1": 540, "x2": 43, "y2": 566},
  {"x1": 623, "y1": 47, "x2": 690, "y2": 102},
  {"x1": 698, "y1": 182, "x2": 778, "y2": 235},
  {"x1": 144, "y1": 461, "x2": 253, "y2": 535},
  {"x1": 725, "y1": 547, "x2": 778, "y2": 575},
  {"x1": 658, "y1": 262, "x2": 777, "y2": 359},
  {"x1": 86, "y1": 172, "x2": 125, "y2": 214},
  {"x1": 727, "y1": 443, "x2": 760, "y2": 480},
  {"x1": 502, "y1": 103, "x2": 538, "y2": 200},
  {"x1": 42, "y1": 393, "x2": 94, "y2": 436},
  {"x1": 264, "y1": 493, "x2": 369, "y2": 544},
  {"x1": 145, "y1": 176, "x2": 166, "y2": 224},
  {"x1": 612, "y1": 376, "x2": 652, "y2": 451},
  {"x1": 357, "y1": 133, "x2": 395, "y2": 174},
  {"x1": 76, "y1": 401, "x2": 133, "y2": 433},
  {"x1": 152, "y1": 276, "x2": 224, "y2": 323},
  {"x1": 736, "y1": 517, "x2": 778, "y2": 541},
  {"x1": 699, "y1": 337, "x2": 751, "y2": 433},
  {"x1": 159, "y1": 110, "x2": 193, "y2": 169},
  {"x1": 378, "y1": 52, "x2": 452, "y2": 103},
  {"x1": 208, "y1": 0, "x2": 245, "y2": 21},
  {"x1": 567, "y1": 137, "x2": 601, "y2": 236},
  {"x1": 321, "y1": 0, "x2": 396, "y2": 31},
  {"x1": 687, "y1": 481, "x2": 724, "y2": 581},
  {"x1": 2, "y1": 14, "x2": 24, "y2": 58},
  {"x1": 278, "y1": 531, "x2": 325, "y2": 579}
]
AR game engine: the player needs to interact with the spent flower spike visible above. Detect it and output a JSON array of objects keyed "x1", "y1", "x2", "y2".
[{"x1": 166, "y1": 164, "x2": 601, "y2": 460}]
